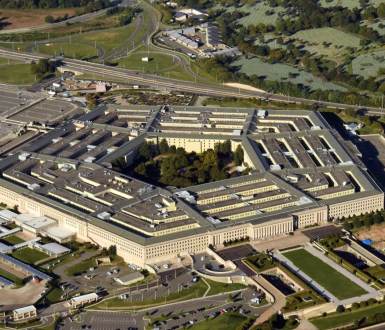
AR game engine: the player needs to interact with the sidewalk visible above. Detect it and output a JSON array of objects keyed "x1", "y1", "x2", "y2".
[{"x1": 253, "y1": 275, "x2": 286, "y2": 325}]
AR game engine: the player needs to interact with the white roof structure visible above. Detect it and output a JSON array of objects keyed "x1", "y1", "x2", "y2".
[
  {"x1": 42, "y1": 225, "x2": 76, "y2": 242},
  {"x1": 40, "y1": 243, "x2": 70, "y2": 255},
  {"x1": 13, "y1": 305, "x2": 36, "y2": 314},
  {"x1": 70, "y1": 293, "x2": 98, "y2": 304},
  {"x1": 14, "y1": 213, "x2": 38, "y2": 224},
  {"x1": 21, "y1": 216, "x2": 56, "y2": 231},
  {"x1": 0, "y1": 241, "x2": 12, "y2": 253},
  {"x1": 0, "y1": 210, "x2": 18, "y2": 223},
  {"x1": 115, "y1": 271, "x2": 144, "y2": 285}
]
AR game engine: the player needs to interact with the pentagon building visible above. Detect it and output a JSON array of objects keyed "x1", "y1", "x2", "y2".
[{"x1": 0, "y1": 105, "x2": 382, "y2": 267}]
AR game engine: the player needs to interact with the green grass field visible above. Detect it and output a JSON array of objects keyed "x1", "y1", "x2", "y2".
[
  {"x1": 216, "y1": 2, "x2": 289, "y2": 26},
  {"x1": 45, "y1": 286, "x2": 64, "y2": 304},
  {"x1": 0, "y1": 62, "x2": 36, "y2": 85},
  {"x1": 38, "y1": 41, "x2": 98, "y2": 59},
  {"x1": 190, "y1": 313, "x2": 248, "y2": 330},
  {"x1": 118, "y1": 49, "x2": 179, "y2": 73},
  {"x1": 11, "y1": 247, "x2": 49, "y2": 264},
  {"x1": 292, "y1": 27, "x2": 361, "y2": 48},
  {"x1": 65, "y1": 257, "x2": 98, "y2": 276},
  {"x1": 232, "y1": 56, "x2": 345, "y2": 91},
  {"x1": 319, "y1": 0, "x2": 383, "y2": 9},
  {"x1": 204, "y1": 279, "x2": 245, "y2": 296},
  {"x1": 283, "y1": 249, "x2": 367, "y2": 300},
  {"x1": 311, "y1": 302, "x2": 385, "y2": 330},
  {"x1": 351, "y1": 49, "x2": 385, "y2": 78}
]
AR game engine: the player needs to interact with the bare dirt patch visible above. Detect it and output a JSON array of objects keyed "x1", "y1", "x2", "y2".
[
  {"x1": 0, "y1": 280, "x2": 47, "y2": 306},
  {"x1": 0, "y1": 8, "x2": 78, "y2": 30},
  {"x1": 355, "y1": 223, "x2": 385, "y2": 250}
]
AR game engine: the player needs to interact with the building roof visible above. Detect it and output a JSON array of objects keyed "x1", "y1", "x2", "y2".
[
  {"x1": 0, "y1": 106, "x2": 381, "y2": 246},
  {"x1": 13, "y1": 305, "x2": 36, "y2": 314},
  {"x1": 0, "y1": 253, "x2": 52, "y2": 281},
  {"x1": 0, "y1": 209, "x2": 18, "y2": 222},
  {"x1": 40, "y1": 243, "x2": 70, "y2": 255},
  {"x1": 0, "y1": 275, "x2": 13, "y2": 286},
  {"x1": 70, "y1": 293, "x2": 98, "y2": 303},
  {"x1": 116, "y1": 271, "x2": 144, "y2": 283}
]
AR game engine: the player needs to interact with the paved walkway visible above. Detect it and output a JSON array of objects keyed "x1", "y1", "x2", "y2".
[
  {"x1": 253, "y1": 275, "x2": 286, "y2": 325},
  {"x1": 296, "y1": 319, "x2": 318, "y2": 330}
]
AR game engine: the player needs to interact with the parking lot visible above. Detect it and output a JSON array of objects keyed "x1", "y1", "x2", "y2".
[
  {"x1": 217, "y1": 244, "x2": 256, "y2": 262},
  {"x1": 59, "y1": 286, "x2": 268, "y2": 330},
  {"x1": 302, "y1": 225, "x2": 342, "y2": 240},
  {"x1": 8, "y1": 98, "x2": 79, "y2": 124},
  {"x1": 0, "y1": 88, "x2": 38, "y2": 118}
]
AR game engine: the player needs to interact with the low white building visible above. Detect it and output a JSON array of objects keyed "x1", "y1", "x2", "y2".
[
  {"x1": 69, "y1": 293, "x2": 99, "y2": 308},
  {"x1": 34, "y1": 242, "x2": 70, "y2": 257},
  {"x1": 114, "y1": 271, "x2": 144, "y2": 286},
  {"x1": 13, "y1": 306, "x2": 37, "y2": 322}
]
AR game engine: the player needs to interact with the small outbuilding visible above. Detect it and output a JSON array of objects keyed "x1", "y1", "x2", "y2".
[
  {"x1": 12, "y1": 306, "x2": 37, "y2": 322},
  {"x1": 69, "y1": 293, "x2": 99, "y2": 308},
  {"x1": 114, "y1": 271, "x2": 144, "y2": 286}
]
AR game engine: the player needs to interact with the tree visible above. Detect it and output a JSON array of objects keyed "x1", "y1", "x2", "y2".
[
  {"x1": 107, "y1": 245, "x2": 117, "y2": 258},
  {"x1": 45, "y1": 15, "x2": 55, "y2": 23},
  {"x1": 86, "y1": 94, "x2": 98, "y2": 109},
  {"x1": 336, "y1": 305, "x2": 345, "y2": 313},
  {"x1": 31, "y1": 58, "x2": 55, "y2": 79},
  {"x1": 234, "y1": 145, "x2": 244, "y2": 166},
  {"x1": 159, "y1": 139, "x2": 169, "y2": 154}
]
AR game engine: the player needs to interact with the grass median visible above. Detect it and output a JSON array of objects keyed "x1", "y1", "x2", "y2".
[
  {"x1": 311, "y1": 302, "x2": 385, "y2": 330},
  {"x1": 92, "y1": 278, "x2": 245, "y2": 310}
]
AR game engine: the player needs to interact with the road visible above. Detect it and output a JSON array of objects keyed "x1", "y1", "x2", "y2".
[
  {"x1": 0, "y1": 48, "x2": 383, "y2": 112},
  {"x1": 0, "y1": 0, "x2": 134, "y2": 35}
]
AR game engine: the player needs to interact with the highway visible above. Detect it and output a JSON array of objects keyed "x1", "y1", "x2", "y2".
[{"x1": 0, "y1": 48, "x2": 383, "y2": 112}]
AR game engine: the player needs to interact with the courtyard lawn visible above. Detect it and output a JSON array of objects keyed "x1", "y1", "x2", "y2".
[
  {"x1": 0, "y1": 235, "x2": 25, "y2": 245},
  {"x1": 0, "y1": 267, "x2": 24, "y2": 287},
  {"x1": 311, "y1": 302, "x2": 385, "y2": 330},
  {"x1": 190, "y1": 313, "x2": 248, "y2": 330},
  {"x1": 11, "y1": 247, "x2": 49, "y2": 264},
  {"x1": 283, "y1": 249, "x2": 367, "y2": 300}
]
